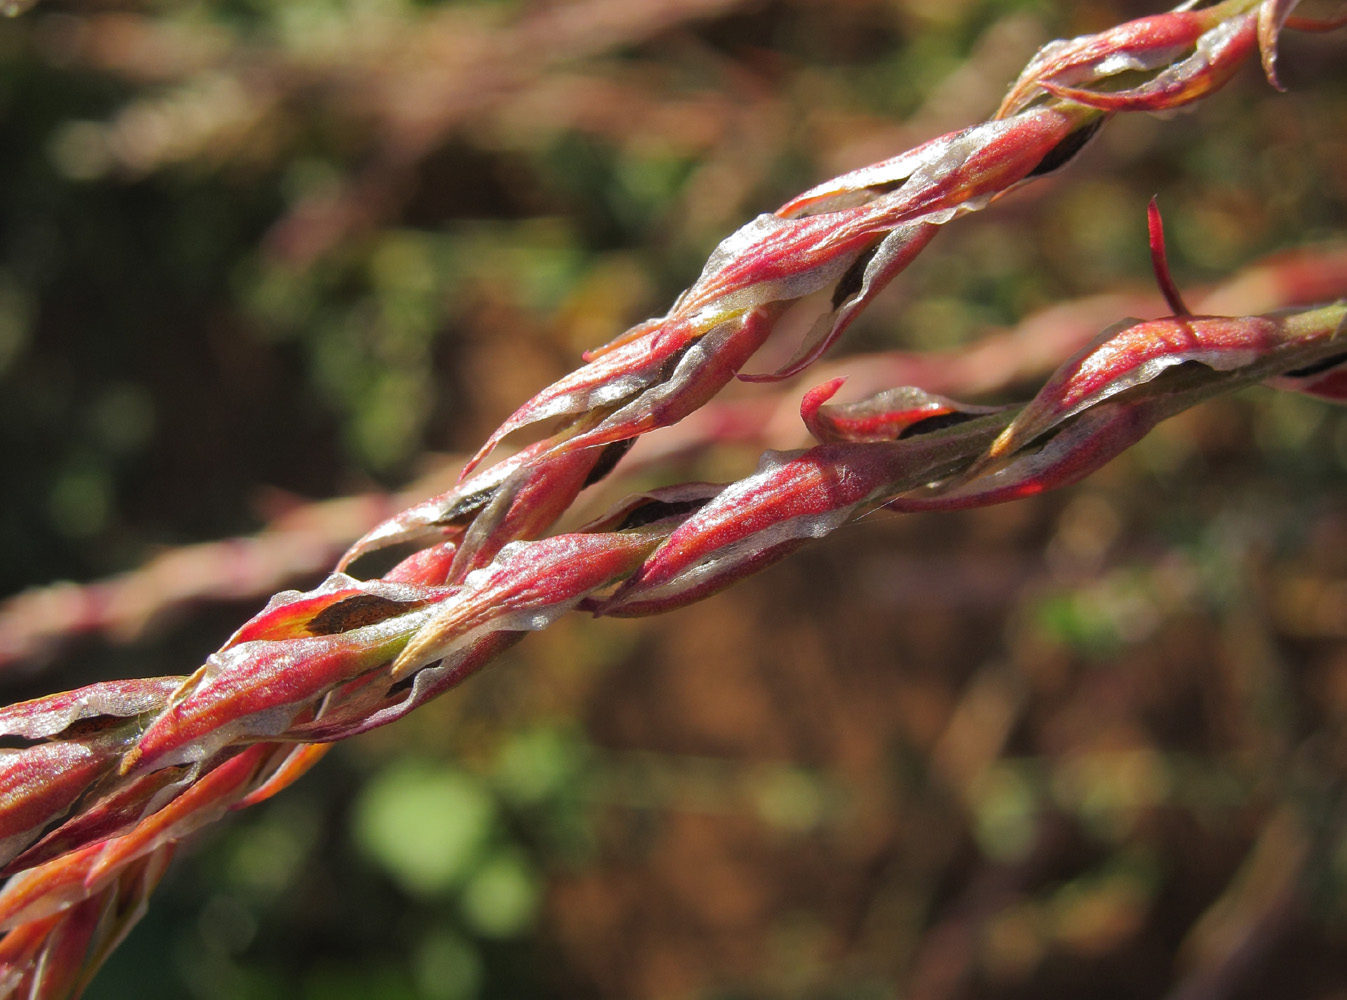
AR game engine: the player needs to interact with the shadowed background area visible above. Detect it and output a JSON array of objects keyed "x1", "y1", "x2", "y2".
[{"x1": 2, "y1": 0, "x2": 1347, "y2": 997}]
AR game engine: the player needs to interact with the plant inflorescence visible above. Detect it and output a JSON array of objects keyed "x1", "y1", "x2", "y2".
[{"x1": 0, "y1": 1, "x2": 1344, "y2": 995}]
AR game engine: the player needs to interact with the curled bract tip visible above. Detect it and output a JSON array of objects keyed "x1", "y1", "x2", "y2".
[
  {"x1": 1258, "y1": 0, "x2": 1299, "y2": 91},
  {"x1": 1147, "y1": 197, "x2": 1192, "y2": 317}
]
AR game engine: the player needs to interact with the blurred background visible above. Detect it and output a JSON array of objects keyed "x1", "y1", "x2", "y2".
[{"x1": 2, "y1": 0, "x2": 1347, "y2": 997}]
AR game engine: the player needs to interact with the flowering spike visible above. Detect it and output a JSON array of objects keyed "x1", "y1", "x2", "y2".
[
  {"x1": 125, "y1": 577, "x2": 451, "y2": 773},
  {"x1": 1, "y1": 1, "x2": 1340, "y2": 989},
  {"x1": 465, "y1": 106, "x2": 1089, "y2": 479},
  {"x1": 974, "y1": 315, "x2": 1275, "y2": 470},
  {"x1": 896, "y1": 305, "x2": 1346, "y2": 511}
]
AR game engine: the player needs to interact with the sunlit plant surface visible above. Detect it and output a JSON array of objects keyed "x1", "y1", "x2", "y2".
[{"x1": 0, "y1": 0, "x2": 1345, "y2": 997}]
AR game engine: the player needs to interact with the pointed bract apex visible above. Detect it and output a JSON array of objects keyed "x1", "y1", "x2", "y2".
[
  {"x1": 1258, "y1": 0, "x2": 1301, "y2": 90},
  {"x1": 1253, "y1": 0, "x2": 1347, "y2": 87},
  {"x1": 1147, "y1": 197, "x2": 1192, "y2": 316}
]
